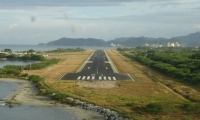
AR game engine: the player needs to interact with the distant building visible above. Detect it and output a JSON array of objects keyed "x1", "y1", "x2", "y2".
[
  {"x1": 166, "y1": 42, "x2": 181, "y2": 47},
  {"x1": 110, "y1": 43, "x2": 122, "y2": 47},
  {"x1": 171, "y1": 43, "x2": 175, "y2": 47},
  {"x1": 167, "y1": 42, "x2": 171, "y2": 47},
  {"x1": 175, "y1": 42, "x2": 180, "y2": 47}
]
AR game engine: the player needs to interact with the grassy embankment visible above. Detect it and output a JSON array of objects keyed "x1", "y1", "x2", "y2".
[{"x1": 26, "y1": 50, "x2": 199, "y2": 120}]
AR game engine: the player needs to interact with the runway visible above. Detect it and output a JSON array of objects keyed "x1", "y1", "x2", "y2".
[{"x1": 60, "y1": 50, "x2": 133, "y2": 81}]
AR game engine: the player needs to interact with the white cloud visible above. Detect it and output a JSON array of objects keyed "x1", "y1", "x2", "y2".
[
  {"x1": 7, "y1": 23, "x2": 19, "y2": 30},
  {"x1": 0, "y1": 0, "x2": 181, "y2": 9},
  {"x1": 193, "y1": 25, "x2": 200, "y2": 29}
]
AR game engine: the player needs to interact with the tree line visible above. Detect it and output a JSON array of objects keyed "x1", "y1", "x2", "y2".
[{"x1": 118, "y1": 47, "x2": 200, "y2": 85}]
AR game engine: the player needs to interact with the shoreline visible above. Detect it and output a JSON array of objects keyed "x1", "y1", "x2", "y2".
[{"x1": 0, "y1": 78, "x2": 104, "y2": 120}]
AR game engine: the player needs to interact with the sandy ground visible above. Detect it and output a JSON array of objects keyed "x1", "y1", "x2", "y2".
[{"x1": 0, "y1": 78, "x2": 104, "y2": 120}]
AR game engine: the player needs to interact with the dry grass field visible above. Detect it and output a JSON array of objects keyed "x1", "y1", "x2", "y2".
[
  {"x1": 25, "y1": 50, "x2": 93, "y2": 81},
  {"x1": 25, "y1": 50, "x2": 199, "y2": 119}
]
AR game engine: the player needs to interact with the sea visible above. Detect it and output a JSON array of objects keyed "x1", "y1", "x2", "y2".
[{"x1": 0, "y1": 45, "x2": 110, "y2": 120}]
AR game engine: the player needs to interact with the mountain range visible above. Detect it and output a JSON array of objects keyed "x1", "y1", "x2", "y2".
[{"x1": 41, "y1": 31, "x2": 200, "y2": 47}]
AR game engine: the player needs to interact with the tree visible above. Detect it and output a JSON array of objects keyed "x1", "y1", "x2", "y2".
[
  {"x1": 0, "y1": 53, "x2": 6, "y2": 58},
  {"x1": 28, "y1": 49, "x2": 35, "y2": 54},
  {"x1": 6, "y1": 54, "x2": 18, "y2": 59},
  {"x1": 3, "y1": 48, "x2": 12, "y2": 54}
]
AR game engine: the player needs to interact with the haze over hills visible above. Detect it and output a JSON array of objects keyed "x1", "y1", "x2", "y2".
[{"x1": 42, "y1": 31, "x2": 200, "y2": 47}]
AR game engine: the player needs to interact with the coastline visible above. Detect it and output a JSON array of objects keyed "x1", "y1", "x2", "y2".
[{"x1": 0, "y1": 78, "x2": 104, "y2": 120}]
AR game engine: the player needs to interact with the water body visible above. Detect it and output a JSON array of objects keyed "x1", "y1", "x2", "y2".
[
  {"x1": 0, "y1": 81, "x2": 18, "y2": 100},
  {"x1": 0, "y1": 60, "x2": 36, "y2": 68},
  {"x1": 0, "y1": 81, "x2": 82, "y2": 120},
  {"x1": 0, "y1": 105, "x2": 81, "y2": 120}
]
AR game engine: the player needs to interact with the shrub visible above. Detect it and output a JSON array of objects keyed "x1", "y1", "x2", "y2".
[
  {"x1": 5, "y1": 68, "x2": 21, "y2": 76},
  {"x1": 50, "y1": 93, "x2": 68, "y2": 100},
  {"x1": 20, "y1": 73, "x2": 28, "y2": 77},
  {"x1": 146, "y1": 103, "x2": 163, "y2": 115},
  {"x1": 28, "y1": 75, "x2": 45, "y2": 83},
  {"x1": 126, "y1": 102, "x2": 136, "y2": 107},
  {"x1": 182, "y1": 103, "x2": 200, "y2": 114}
]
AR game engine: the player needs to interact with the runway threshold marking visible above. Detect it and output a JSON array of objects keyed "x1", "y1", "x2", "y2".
[
  {"x1": 77, "y1": 76, "x2": 81, "y2": 80},
  {"x1": 108, "y1": 77, "x2": 111, "y2": 80},
  {"x1": 113, "y1": 77, "x2": 116, "y2": 80},
  {"x1": 99, "y1": 76, "x2": 102, "y2": 80},
  {"x1": 92, "y1": 76, "x2": 95, "y2": 80},
  {"x1": 82, "y1": 76, "x2": 86, "y2": 80},
  {"x1": 103, "y1": 76, "x2": 106, "y2": 80},
  {"x1": 87, "y1": 76, "x2": 90, "y2": 80}
]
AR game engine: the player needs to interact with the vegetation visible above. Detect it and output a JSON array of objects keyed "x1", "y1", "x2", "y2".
[
  {"x1": 0, "y1": 49, "x2": 61, "y2": 78},
  {"x1": 118, "y1": 47, "x2": 200, "y2": 85},
  {"x1": 0, "y1": 53, "x2": 7, "y2": 58},
  {"x1": 2, "y1": 48, "x2": 12, "y2": 53},
  {"x1": 23, "y1": 58, "x2": 60, "y2": 70},
  {"x1": 46, "y1": 48, "x2": 85, "y2": 53},
  {"x1": 20, "y1": 54, "x2": 45, "y2": 61},
  {"x1": 2, "y1": 48, "x2": 200, "y2": 119},
  {"x1": 28, "y1": 75, "x2": 45, "y2": 83},
  {"x1": 146, "y1": 103, "x2": 163, "y2": 115}
]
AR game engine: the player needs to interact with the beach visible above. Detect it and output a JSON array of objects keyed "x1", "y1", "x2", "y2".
[{"x1": 0, "y1": 78, "x2": 104, "y2": 120}]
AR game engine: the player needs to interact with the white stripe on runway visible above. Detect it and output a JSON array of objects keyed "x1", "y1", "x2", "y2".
[
  {"x1": 77, "y1": 76, "x2": 81, "y2": 80},
  {"x1": 103, "y1": 76, "x2": 106, "y2": 80},
  {"x1": 113, "y1": 77, "x2": 116, "y2": 80},
  {"x1": 99, "y1": 76, "x2": 102, "y2": 80},
  {"x1": 82, "y1": 76, "x2": 86, "y2": 80},
  {"x1": 92, "y1": 76, "x2": 95, "y2": 80},
  {"x1": 108, "y1": 77, "x2": 111, "y2": 80},
  {"x1": 87, "y1": 76, "x2": 90, "y2": 80}
]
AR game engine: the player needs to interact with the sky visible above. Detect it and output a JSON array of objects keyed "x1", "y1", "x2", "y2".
[{"x1": 0, "y1": 0, "x2": 200, "y2": 45}]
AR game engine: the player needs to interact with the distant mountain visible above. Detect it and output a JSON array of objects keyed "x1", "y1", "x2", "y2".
[
  {"x1": 44, "y1": 31, "x2": 200, "y2": 47},
  {"x1": 172, "y1": 31, "x2": 200, "y2": 46},
  {"x1": 173, "y1": 32, "x2": 200, "y2": 41},
  {"x1": 47, "y1": 38, "x2": 105, "y2": 46},
  {"x1": 120, "y1": 37, "x2": 147, "y2": 47},
  {"x1": 140, "y1": 36, "x2": 167, "y2": 41}
]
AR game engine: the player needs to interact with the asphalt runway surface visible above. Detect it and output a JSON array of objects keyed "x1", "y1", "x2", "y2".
[{"x1": 60, "y1": 50, "x2": 133, "y2": 81}]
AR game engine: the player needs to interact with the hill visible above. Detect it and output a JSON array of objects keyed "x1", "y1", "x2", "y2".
[
  {"x1": 44, "y1": 31, "x2": 200, "y2": 47},
  {"x1": 47, "y1": 38, "x2": 105, "y2": 46}
]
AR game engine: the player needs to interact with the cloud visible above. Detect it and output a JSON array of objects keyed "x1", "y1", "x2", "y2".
[
  {"x1": 151, "y1": 2, "x2": 182, "y2": 8},
  {"x1": 0, "y1": 0, "x2": 180, "y2": 9},
  {"x1": 7, "y1": 23, "x2": 19, "y2": 29},
  {"x1": 193, "y1": 25, "x2": 200, "y2": 29}
]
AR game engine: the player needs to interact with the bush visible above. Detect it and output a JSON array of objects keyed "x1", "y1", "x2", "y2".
[
  {"x1": 50, "y1": 93, "x2": 68, "y2": 100},
  {"x1": 24, "y1": 59, "x2": 60, "y2": 70},
  {"x1": 146, "y1": 103, "x2": 163, "y2": 115},
  {"x1": 126, "y1": 102, "x2": 136, "y2": 107},
  {"x1": 182, "y1": 103, "x2": 200, "y2": 114},
  {"x1": 20, "y1": 73, "x2": 28, "y2": 77},
  {"x1": 5, "y1": 68, "x2": 21, "y2": 76},
  {"x1": 28, "y1": 75, "x2": 45, "y2": 83}
]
